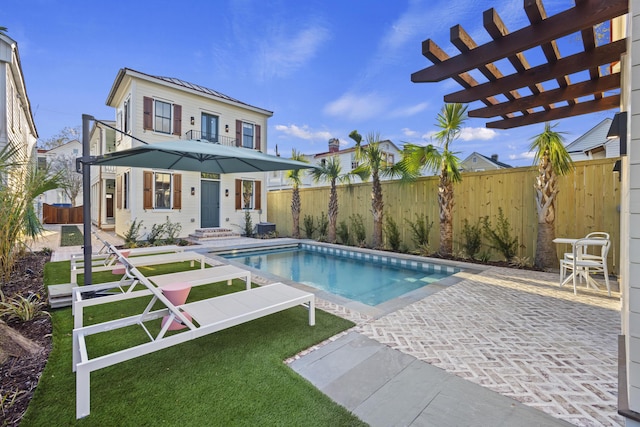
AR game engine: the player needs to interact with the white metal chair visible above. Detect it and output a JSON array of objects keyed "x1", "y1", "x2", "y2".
[
  {"x1": 560, "y1": 237, "x2": 611, "y2": 296},
  {"x1": 563, "y1": 232, "x2": 610, "y2": 261}
]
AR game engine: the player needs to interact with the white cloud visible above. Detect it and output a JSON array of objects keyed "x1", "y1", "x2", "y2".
[
  {"x1": 390, "y1": 102, "x2": 429, "y2": 118},
  {"x1": 274, "y1": 124, "x2": 332, "y2": 141},
  {"x1": 509, "y1": 151, "x2": 536, "y2": 161},
  {"x1": 259, "y1": 25, "x2": 330, "y2": 79},
  {"x1": 323, "y1": 92, "x2": 389, "y2": 121},
  {"x1": 459, "y1": 127, "x2": 498, "y2": 141},
  {"x1": 402, "y1": 128, "x2": 419, "y2": 137}
]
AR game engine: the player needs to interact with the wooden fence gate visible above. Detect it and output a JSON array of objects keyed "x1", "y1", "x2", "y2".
[{"x1": 43, "y1": 203, "x2": 83, "y2": 224}]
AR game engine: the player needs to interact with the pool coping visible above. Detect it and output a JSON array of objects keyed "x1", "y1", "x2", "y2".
[{"x1": 208, "y1": 240, "x2": 489, "y2": 319}]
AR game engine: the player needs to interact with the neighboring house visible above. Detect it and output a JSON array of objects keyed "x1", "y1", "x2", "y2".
[
  {"x1": 105, "y1": 68, "x2": 273, "y2": 238},
  {"x1": 267, "y1": 138, "x2": 402, "y2": 190},
  {"x1": 89, "y1": 121, "x2": 116, "y2": 230},
  {"x1": 460, "y1": 152, "x2": 512, "y2": 172},
  {"x1": 38, "y1": 139, "x2": 83, "y2": 207},
  {"x1": 565, "y1": 118, "x2": 620, "y2": 161},
  {"x1": 0, "y1": 33, "x2": 38, "y2": 186}
]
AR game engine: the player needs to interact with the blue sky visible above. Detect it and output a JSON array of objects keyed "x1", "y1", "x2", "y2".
[{"x1": 5, "y1": 0, "x2": 617, "y2": 167}]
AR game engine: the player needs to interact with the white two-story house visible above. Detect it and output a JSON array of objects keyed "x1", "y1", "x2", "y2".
[
  {"x1": 105, "y1": 68, "x2": 273, "y2": 239},
  {"x1": 89, "y1": 121, "x2": 117, "y2": 230},
  {"x1": 0, "y1": 33, "x2": 38, "y2": 188}
]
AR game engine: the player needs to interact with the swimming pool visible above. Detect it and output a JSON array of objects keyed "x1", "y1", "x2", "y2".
[{"x1": 222, "y1": 244, "x2": 460, "y2": 306}]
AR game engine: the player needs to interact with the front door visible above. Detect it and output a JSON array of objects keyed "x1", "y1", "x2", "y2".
[
  {"x1": 106, "y1": 194, "x2": 114, "y2": 218},
  {"x1": 201, "y1": 113, "x2": 218, "y2": 143},
  {"x1": 201, "y1": 180, "x2": 219, "y2": 228}
]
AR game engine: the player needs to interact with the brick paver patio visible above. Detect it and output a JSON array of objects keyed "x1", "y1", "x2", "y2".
[{"x1": 354, "y1": 267, "x2": 621, "y2": 426}]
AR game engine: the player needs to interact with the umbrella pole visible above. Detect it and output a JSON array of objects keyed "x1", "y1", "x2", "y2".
[{"x1": 82, "y1": 114, "x2": 93, "y2": 286}]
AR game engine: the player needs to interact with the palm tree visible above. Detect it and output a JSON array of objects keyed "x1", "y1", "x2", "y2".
[
  {"x1": 402, "y1": 103, "x2": 467, "y2": 256},
  {"x1": 0, "y1": 142, "x2": 63, "y2": 283},
  {"x1": 285, "y1": 149, "x2": 308, "y2": 238},
  {"x1": 529, "y1": 122, "x2": 573, "y2": 269},
  {"x1": 308, "y1": 156, "x2": 356, "y2": 243},
  {"x1": 349, "y1": 130, "x2": 411, "y2": 249}
]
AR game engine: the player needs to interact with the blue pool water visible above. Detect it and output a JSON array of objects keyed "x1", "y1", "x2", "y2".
[{"x1": 223, "y1": 245, "x2": 457, "y2": 306}]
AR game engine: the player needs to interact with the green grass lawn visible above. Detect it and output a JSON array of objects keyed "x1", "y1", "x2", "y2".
[
  {"x1": 23, "y1": 261, "x2": 364, "y2": 426},
  {"x1": 60, "y1": 225, "x2": 84, "y2": 247}
]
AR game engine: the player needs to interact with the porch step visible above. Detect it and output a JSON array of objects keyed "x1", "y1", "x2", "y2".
[
  {"x1": 47, "y1": 283, "x2": 74, "y2": 308},
  {"x1": 188, "y1": 227, "x2": 241, "y2": 241}
]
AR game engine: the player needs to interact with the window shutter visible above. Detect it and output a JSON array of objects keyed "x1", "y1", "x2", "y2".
[
  {"x1": 173, "y1": 174, "x2": 182, "y2": 209},
  {"x1": 143, "y1": 171, "x2": 153, "y2": 209},
  {"x1": 235, "y1": 179, "x2": 242, "y2": 209},
  {"x1": 254, "y1": 124, "x2": 261, "y2": 151},
  {"x1": 116, "y1": 175, "x2": 122, "y2": 209},
  {"x1": 255, "y1": 181, "x2": 261, "y2": 210},
  {"x1": 173, "y1": 104, "x2": 182, "y2": 136},
  {"x1": 143, "y1": 97, "x2": 153, "y2": 130},
  {"x1": 235, "y1": 120, "x2": 242, "y2": 147}
]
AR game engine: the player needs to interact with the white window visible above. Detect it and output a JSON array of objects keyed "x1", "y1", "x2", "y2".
[
  {"x1": 123, "y1": 171, "x2": 130, "y2": 209},
  {"x1": 242, "y1": 123, "x2": 254, "y2": 148},
  {"x1": 242, "y1": 180, "x2": 254, "y2": 209},
  {"x1": 155, "y1": 100, "x2": 172, "y2": 134},
  {"x1": 351, "y1": 153, "x2": 358, "y2": 169},
  {"x1": 154, "y1": 172, "x2": 172, "y2": 209},
  {"x1": 124, "y1": 98, "x2": 131, "y2": 133}
]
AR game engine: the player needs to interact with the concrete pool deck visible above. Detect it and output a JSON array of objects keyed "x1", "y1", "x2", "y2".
[{"x1": 41, "y1": 228, "x2": 621, "y2": 426}]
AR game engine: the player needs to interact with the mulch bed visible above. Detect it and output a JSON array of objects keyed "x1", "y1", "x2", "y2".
[{"x1": 0, "y1": 252, "x2": 52, "y2": 427}]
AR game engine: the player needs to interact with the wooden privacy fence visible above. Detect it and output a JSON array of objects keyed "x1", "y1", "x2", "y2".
[
  {"x1": 43, "y1": 203, "x2": 83, "y2": 224},
  {"x1": 267, "y1": 158, "x2": 620, "y2": 272}
]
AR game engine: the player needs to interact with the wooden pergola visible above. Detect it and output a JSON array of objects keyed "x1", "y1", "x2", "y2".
[{"x1": 411, "y1": 0, "x2": 628, "y2": 129}]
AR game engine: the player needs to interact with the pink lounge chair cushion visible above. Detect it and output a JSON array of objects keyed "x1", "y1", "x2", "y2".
[{"x1": 161, "y1": 282, "x2": 192, "y2": 331}]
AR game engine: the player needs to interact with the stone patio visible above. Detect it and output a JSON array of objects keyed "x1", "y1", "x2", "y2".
[{"x1": 337, "y1": 267, "x2": 622, "y2": 426}]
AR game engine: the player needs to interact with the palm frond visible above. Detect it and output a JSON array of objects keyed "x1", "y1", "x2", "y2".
[{"x1": 528, "y1": 122, "x2": 573, "y2": 176}]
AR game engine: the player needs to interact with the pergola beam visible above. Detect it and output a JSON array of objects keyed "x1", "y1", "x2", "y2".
[
  {"x1": 468, "y1": 73, "x2": 620, "y2": 118},
  {"x1": 412, "y1": 0, "x2": 628, "y2": 83},
  {"x1": 486, "y1": 94, "x2": 620, "y2": 129},
  {"x1": 444, "y1": 39, "x2": 626, "y2": 103}
]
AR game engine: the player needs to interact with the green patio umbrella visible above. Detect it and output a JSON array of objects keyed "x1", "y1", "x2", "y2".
[{"x1": 89, "y1": 139, "x2": 313, "y2": 173}]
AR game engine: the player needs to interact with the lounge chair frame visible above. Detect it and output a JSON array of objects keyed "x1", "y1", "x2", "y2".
[{"x1": 72, "y1": 264, "x2": 314, "y2": 419}]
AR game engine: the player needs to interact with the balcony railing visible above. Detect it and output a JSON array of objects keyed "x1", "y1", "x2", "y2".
[{"x1": 184, "y1": 130, "x2": 237, "y2": 147}]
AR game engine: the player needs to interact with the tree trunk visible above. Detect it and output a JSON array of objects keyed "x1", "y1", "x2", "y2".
[
  {"x1": 535, "y1": 221, "x2": 557, "y2": 269},
  {"x1": 438, "y1": 175, "x2": 454, "y2": 256},
  {"x1": 371, "y1": 172, "x2": 384, "y2": 249},
  {"x1": 291, "y1": 187, "x2": 301, "y2": 238},
  {"x1": 534, "y1": 155, "x2": 559, "y2": 269},
  {"x1": 0, "y1": 320, "x2": 43, "y2": 364},
  {"x1": 328, "y1": 181, "x2": 338, "y2": 243}
]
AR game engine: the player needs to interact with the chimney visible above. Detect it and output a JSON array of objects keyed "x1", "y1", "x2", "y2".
[
  {"x1": 328, "y1": 138, "x2": 340, "y2": 153},
  {"x1": 491, "y1": 154, "x2": 499, "y2": 162}
]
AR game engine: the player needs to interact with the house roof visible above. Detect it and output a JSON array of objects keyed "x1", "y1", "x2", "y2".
[
  {"x1": 565, "y1": 118, "x2": 614, "y2": 154},
  {"x1": 313, "y1": 140, "x2": 401, "y2": 158},
  {"x1": 461, "y1": 151, "x2": 512, "y2": 169},
  {"x1": 105, "y1": 68, "x2": 273, "y2": 116}
]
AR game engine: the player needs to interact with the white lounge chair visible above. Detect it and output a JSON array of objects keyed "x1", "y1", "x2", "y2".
[
  {"x1": 72, "y1": 263, "x2": 252, "y2": 329},
  {"x1": 72, "y1": 263, "x2": 314, "y2": 419}
]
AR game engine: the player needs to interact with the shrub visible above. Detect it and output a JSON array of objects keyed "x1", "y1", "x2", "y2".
[
  {"x1": 0, "y1": 293, "x2": 48, "y2": 322},
  {"x1": 482, "y1": 207, "x2": 519, "y2": 261},
  {"x1": 164, "y1": 218, "x2": 182, "y2": 244},
  {"x1": 350, "y1": 214, "x2": 367, "y2": 247},
  {"x1": 123, "y1": 219, "x2": 143, "y2": 248},
  {"x1": 178, "y1": 239, "x2": 190, "y2": 246},
  {"x1": 406, "y1": 213, "x2": 433, "y2": 250},
  {"x1": 384, "y1": 216, "x2": 401, "y2": 252},
  {"x1": 337, "y1": 220, "x2": 350, "y2": 245},
  {"x1": 317, "y1": 212, "x2": 329, "y2": 241},
  {"x1": 147, "y1": 223, "x2": 165, "y2": 245},
  {"x1": 460, "y1": 218, "x2": 483, "y2": 259},
  {"x1": 243, "y1": 211, "x2": 253, "y2": 237},
  {"x1": 303, "y1": 215, "x2": 316, "y2": 239}
]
